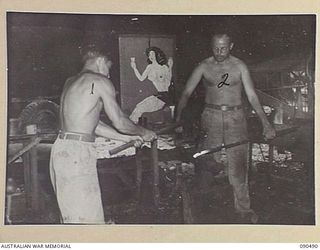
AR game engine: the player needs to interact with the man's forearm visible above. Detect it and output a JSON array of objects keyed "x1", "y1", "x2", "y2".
[
  {"x1": 176, "y1": 94, "x2": 189, "y2": 120},
  {"x1": 115, "y1": 116, "x2": 148, "y2": 136},
  {"x1": 95, "y1": 121, "x2": 129, "y2": 141},
  {"x1": 249, "y1": 97, "x2": 272, "y2": 128}
]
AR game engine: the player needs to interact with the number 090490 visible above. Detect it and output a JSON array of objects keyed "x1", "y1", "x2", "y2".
[{"x1": 300, "y1": 244, "x2": 318, "y2": 248}]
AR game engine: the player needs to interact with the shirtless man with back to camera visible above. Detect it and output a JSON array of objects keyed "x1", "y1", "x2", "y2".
[{"x1": 50, "y1": 44, "x2": 156, "y2": 224}]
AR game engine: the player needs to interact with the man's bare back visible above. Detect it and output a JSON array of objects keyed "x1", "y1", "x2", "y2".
[
  {"x1": 60, "y1": 51, "x2": 157, "y2": 144},
  {"x1": 50, "y1": 46, "x2": 157, "y2": 224},
  {"x1": 60, "y1": 71, "x2": 106, "y2": 135},
  {"x1": 201, "y1": 55, "x2": 244, "y2": 106}
]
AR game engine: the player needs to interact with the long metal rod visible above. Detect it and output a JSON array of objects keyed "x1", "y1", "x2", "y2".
[
  {"x1": 109, "y1": 122, "x2": 181, "y2": 155},
  {"x1": 193, "y1": 126, "x2": 298, "y2": 159},
  {"x1": 193, "y1": 140, "x2": 249, "y2": 158},
  {"x1": 8, "y1": 136, "x2": 42, "y2": 164}
]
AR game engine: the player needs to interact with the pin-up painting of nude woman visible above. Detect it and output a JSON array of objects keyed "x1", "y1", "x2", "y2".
[{"x1": 129, "y1": 46, "x2": 173, "y2": 123}]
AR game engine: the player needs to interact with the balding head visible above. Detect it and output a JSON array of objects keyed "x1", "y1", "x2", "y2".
[
  {"x1": 211, "y1": 33, "x2": 232, "y2": 44},
  {"x1": 211, "y1": 33, "x2": 234, "y2": 62}
]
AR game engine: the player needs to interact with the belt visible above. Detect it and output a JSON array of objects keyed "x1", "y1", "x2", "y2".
[
  {"x1": 205, "y1": 103, "x2": 243, "y2": 111},
  {"x1": 58, "y1": 131, "x2": 95, "y2": 142}
]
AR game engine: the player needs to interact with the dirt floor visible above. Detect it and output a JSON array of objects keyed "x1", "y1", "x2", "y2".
[
  {"x1": 99, "y1": 143, "x2": 314, "y2": 225},
  {"x1": 5, "y1": 139, "x2": 315, "y2": 225}
]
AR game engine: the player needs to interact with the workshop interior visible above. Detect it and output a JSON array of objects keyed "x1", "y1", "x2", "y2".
[{"x1": 6, "y1": 13, "x2": 315, "y2": 224}]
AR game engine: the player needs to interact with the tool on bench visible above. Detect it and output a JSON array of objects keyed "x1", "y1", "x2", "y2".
[{"x1": 109, "y1": 122, "x2": 182, "y2": 156}]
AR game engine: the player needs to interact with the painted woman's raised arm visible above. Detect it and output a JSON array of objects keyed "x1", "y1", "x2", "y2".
[{"x1": 130, "y1": 61, "x2": 151, "y2": 81}]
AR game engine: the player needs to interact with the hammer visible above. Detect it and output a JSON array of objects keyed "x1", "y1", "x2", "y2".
[{"x1": 109, "y1": 122, "x2": 182, "y2": 156}]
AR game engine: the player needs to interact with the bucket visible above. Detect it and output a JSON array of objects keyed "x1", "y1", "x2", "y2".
[
  {"x1": 9, "y1": 119, "x2": 19, "y2": 136},
  {"x1": 26, "y1": 124, "x2": 37, "y2": 135}
]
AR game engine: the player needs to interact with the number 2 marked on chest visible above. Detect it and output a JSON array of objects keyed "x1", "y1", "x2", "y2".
[{"x1": 217, "y1": 73, "x2": 230, "y2": 88}]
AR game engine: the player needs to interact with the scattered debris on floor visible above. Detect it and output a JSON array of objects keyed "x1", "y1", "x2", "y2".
[{"x1": 5, "y1": 141, "x2": 314, "y2": 225}]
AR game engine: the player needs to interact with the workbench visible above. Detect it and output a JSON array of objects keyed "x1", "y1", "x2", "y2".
[
  {"x1": 7, "y1": 132, "x2": 167, "y2": 218},
  {"x1": 248, "y1": 123, "x2": 298, "y2": 171},
  {"x1": 8, "y1": 133, "x2": 57, "y2": 213},
  {"x1": 97, "y1": 139, "x2": 161, "y2": 207},
  {"x1": 6, "y1": 122, "x2": 298, "y2": 223}
]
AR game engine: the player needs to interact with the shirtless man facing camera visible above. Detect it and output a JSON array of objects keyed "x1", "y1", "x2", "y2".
[
  {"x1": 50, "y1": 44, "x2": 156, "y2": 224},
  {"x1": 176, "y1": 33, "x2": 275, "y2": 223}
]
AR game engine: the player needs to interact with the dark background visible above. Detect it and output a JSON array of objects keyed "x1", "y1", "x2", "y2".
[
  {"x1": 7, "y1": 13, "x2": 316, "y2": 109},
  {"x1": 5, "y1": 13, "x2": 316, "y2": 226}
]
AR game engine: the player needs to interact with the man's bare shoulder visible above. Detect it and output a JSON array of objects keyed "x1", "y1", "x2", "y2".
[
  {"x1": 80, "y1": 71, "x2": 108, "y2": 81},
  {"x1": 201, "y1": 56, "x2": 215, "y2": 66},
  {"x1": 194, "y1": 57, "x2": 213, "y2": 71},
  {"x1": 81, "y1": 72, "x2": 113, "y2": 87},
  {"x1": 230, "y1": 56, "x2": 248, "y2": 69},
  {"x1": 68, "y1": 72, "x2": 114, "y2": 97}
]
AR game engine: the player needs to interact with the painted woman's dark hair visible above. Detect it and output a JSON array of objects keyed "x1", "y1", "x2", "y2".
[{"x1": 146, "y1": 46, "x2": 167, "y2": 65}]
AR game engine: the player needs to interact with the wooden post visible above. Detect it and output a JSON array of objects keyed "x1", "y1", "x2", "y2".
[
  {"x1": 248, "y1": 142, "x2": 253, "y2": 181},
  {"x1": 22, "y1": 142, "x2": 31, "y2": 209},
  {"x1": 176, "y1": 164, "x2": 195, "y2": 224},
  {"x1": 175, "y1": 163, "x2": 182, "y2": 191},
  {"x1": 181, "y1": 181, "x2": 195, "y2": 224},
  {"x1": 151, "y1": 139, "x2": 159, "y2": 207},
  {"x1": 135, "y1": 148, "x2": 143, "y2": 202},
  {"x1": 29, "y1": 140, "x2": 40, "y2": 212},
  {"x1": 269, "y1": 144, "x2": 274, "y2": 163}
]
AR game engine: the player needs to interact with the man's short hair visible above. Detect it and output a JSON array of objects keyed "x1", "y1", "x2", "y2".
[{"x1": 79, "y1": 43, "x2": 110, "y2": 63}]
